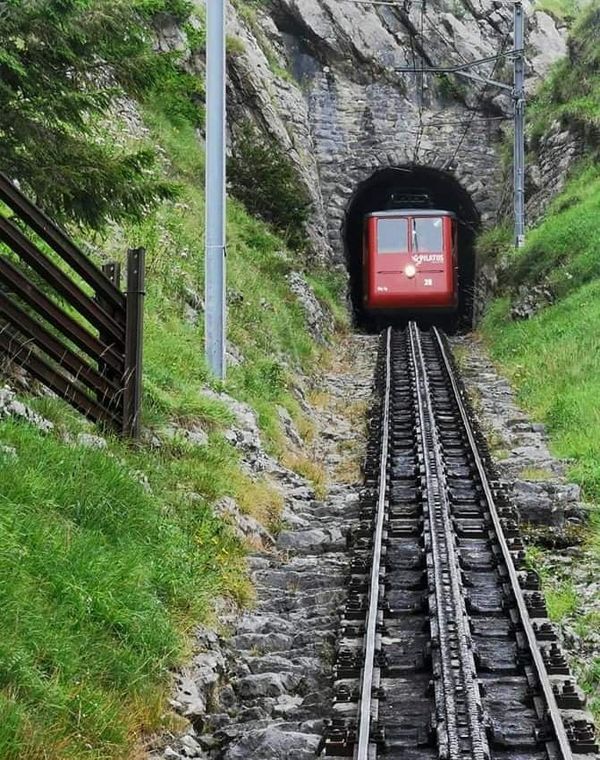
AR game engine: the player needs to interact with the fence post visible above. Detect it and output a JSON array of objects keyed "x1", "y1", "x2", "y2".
[
  {"x1": 123, "y1": 248, "x2": 145, "y2": 438},
  {"x1": 98, "y1": 262, "x2": 122, "y2": 412},
  {"x1": 102, "y1": 262, "x2": 121, "y2": 290}
]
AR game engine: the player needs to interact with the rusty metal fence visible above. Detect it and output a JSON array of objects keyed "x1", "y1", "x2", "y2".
[{"x1": 0, "y1": 172, "x2": 145, "y2": 437}]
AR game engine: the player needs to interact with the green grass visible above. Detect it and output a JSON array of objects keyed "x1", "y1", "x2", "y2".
[
  {"x1": 529, "y1": 1, "x2": 600, "y2": 141},
  {"x1": 502, "y1": 162, "x2": 600, "y2": 299},
  {"x1": 101, "y1": 106, "x2": 345, "y2": 450},
  {"x1": 534, "y1": 0, "x2": 582, "y2": 23},
  {"x1": 482, "y1": 284, "x2": 600, "y2": 501},
  {"x1": 480, "y1": 7, "x2": 600, "y2": 715},
  {"x1": 0, "y1": 95, "x2": 342, "y2": 758},
  {"x1": 479, "y1": 7, "x2": 600, "y2": 497},
  {"x1": 526, "y1": 548, "x2": 580, "y2": 622},
  {"x1": 0, "y1": 419, "x2": 249, "y2": 759}
]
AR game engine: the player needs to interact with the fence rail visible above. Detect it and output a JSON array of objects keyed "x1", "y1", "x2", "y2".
[{"x1": 0, "y1": 172, "x2": 144, "y2": 437}]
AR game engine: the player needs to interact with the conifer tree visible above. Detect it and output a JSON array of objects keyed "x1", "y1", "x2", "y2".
[{"x1": 0, "y1": 0, "x2": 190, "y2": 228}]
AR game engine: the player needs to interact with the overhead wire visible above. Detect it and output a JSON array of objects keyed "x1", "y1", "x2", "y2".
[
  {"x1": 446, "y1": 25, "x2": 512, "y2": 168},
  {"x1": 407, "y1": 0, "x2": 426, "y2": 164},
  {"x1": 341, "y1": 0, "x2": 514, "y2": 168},
  {"x1": 413, "y1": 0, "x2": 426, "y2": 163},
  {"x1": 341, "y1": 0, "x2": 426, "y2": 6}
]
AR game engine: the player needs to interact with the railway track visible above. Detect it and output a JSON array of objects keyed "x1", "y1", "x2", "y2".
[{"x1": 323, "y1": 323, "x2": 598, "y2": 760}]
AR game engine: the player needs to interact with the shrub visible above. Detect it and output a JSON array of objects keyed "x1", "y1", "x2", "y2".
[
  {"x1": 0, "y1": 0, "x2": 191, "y2": 230},
  {"x1": 228, "y1": 124, "x2": 312, "y2": 250}
]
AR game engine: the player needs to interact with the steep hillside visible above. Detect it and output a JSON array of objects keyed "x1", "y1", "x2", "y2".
[
  {"x1": 222, "y1": 0, "x2": 566, "y2": 261},
  {"x1": 0, "y1": 6, "x2": 347, "y2": 759},
  {"x1": 481, "y1": 0, "x2": 600, "y2": 495},
  {"x1": 479, "y1": 0, "x2": 600, "y2": 714}
]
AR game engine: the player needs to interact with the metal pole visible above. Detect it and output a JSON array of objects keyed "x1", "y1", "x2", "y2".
[
  {"x1": 205, "y1": 0, "x2": 227, "y2": 380},
  {"x1": 123, "y1": 248, "x2": 145, "y2": 439},
  {"x1": 513, "y1": 1, "x2": 526, "y2": 248}
]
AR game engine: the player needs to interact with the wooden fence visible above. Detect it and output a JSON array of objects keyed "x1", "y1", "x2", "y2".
[{"x1": 0, "y1": 173, "x2": 145, "y2": 437}]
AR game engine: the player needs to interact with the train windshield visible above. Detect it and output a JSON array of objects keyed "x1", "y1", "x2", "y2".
[
  {"x1": 377, "y1": 218, "x2": 409, "y2": 254},
  {"x1": 412, "y1": 217, "x2": 443, "y2": 252}
]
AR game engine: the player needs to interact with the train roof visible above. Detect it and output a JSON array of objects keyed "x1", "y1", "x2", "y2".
[{"x1": 366, "y1": 209, "x2": 457, "y2": 219}]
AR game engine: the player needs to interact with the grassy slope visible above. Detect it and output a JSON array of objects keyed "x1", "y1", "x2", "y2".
[
  {"x1": 479, "y1": 0, "x2": 600, "y2": 712},
  {"x1": 0, "y1": 102, "x2": 346, "y2": 759}
]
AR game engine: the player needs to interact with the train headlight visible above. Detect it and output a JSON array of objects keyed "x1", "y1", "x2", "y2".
[{"x1": 404, "y1": 264, "x2": 416, "y2": 279}]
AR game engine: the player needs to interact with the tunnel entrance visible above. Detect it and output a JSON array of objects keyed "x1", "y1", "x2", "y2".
[{"x1": 343, "y1": 166, "x2": 480, "y2": 330}]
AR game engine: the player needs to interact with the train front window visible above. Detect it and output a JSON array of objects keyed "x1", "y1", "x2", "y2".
[
  {"x1": 377, "y1": 218, "x2": 408, "y2": 254},
  {"x1": 412, "y1": 217, "x2": 443, "y2": 252}
]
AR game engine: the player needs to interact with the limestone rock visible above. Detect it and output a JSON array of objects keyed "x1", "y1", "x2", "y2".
[
  {"x1": 234, "y1": 672, "x2": 300, "y2": 699},
  {"x1": 157, "y1": 0, "x2": 567, "y2": 265},
  {"x1": 221, "y1": 727, "x2": 321, "y2": 760},
  {"x1": 76, "y1": 432, "x2": 108, "y2": 450},
  {"x1": 510, "y1": 284, "x2": 554, "y2": 320},
  {"x1": 287, "y1": 272, "x2": 333, "y2": 342},
  {"x1": 527, "y1": 121, "x2": 585, "y2": 224},
  {"x1": 277, "y1": 405, "x2": 303, "y2": 447},
  {"x1": 277, "y1": 526, "x2": 345, "y2": 554},
  {"x1": 0, "y1": 386, "x2": 53, "y2": 432},
  {"x1": 152, "y1": 335, "x2": 379, "y2": 760},
  {"x1": 213, "y1": 496, "x2": 274, "y2": 547}
]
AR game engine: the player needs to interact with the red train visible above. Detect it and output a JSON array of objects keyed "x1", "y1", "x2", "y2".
[{"x1": 363, "y1": 209, "x2": 458, "y2": 316}]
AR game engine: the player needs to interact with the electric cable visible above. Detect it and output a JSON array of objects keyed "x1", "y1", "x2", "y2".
[
  {"x1": 446, "y1": 26, "x2": 512, "y2": 168},
  {"x1": 412, "y1": 0, "x2": 427, "y2": 163}
]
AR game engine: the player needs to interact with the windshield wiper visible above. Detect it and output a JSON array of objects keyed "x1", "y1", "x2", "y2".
[{"x1": 412, "y1": 219, "x2": 419, "y2": 252}]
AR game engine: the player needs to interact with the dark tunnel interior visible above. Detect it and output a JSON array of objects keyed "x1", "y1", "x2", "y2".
[{"x1": 343, "y1": 166, "x2": 481, "y2": 331}]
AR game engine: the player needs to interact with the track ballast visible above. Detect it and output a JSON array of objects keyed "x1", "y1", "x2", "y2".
[{"x1": 323, "y1": 324, "x2": 598, "y2": 760}]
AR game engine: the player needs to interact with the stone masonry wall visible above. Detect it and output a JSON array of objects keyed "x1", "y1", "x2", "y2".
[
  {"x1": 526, "y1": 121, "x2": 586, "y2": 225},
  {"x1": 226, "y1": 0, "x2": 566, "y2": 262},
  {"x1": 177, "y1": 1, "x2": 567, "y2": 263}
]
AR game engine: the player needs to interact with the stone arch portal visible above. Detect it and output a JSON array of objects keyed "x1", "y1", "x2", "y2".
[{"x1": 342, "y1": 166, "x2": 481, "y2": 329}]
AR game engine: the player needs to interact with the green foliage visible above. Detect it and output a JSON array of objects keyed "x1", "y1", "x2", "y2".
[
  {"x1": 526, "y1": 547, "x2": 580, "y2": 621},
  {"x1": 534, "y1": 0, "x2": 582, "y2": 22},
  {"x1": 529, "y1": 1, "x2": 600, "y2": 143},
  {"x1": 0, "y1": 101, "x2": 339, "y2": 758},
  {"x1": 482, "y1": 280, "x2": 600, "y2": 501},
  {"x1": 475, "y1": 224, "x2": 512, "y2": 265},
  {"x1": 145, "y1": 53, "x2": 205, "y2": 127},
  {"x1": 135, "y1": 0, "x2": 193, "y2": 20},
  {"x1": 0, "y1": 418, "x2": 248, "y2": 759},
  {"x1": 184, "y1": 20, "x2": 207, "y2": 52},
  {"x1": 0, "y1": 0, "x2": 188, "y2": 229},
  {"x1": 0, "y1": 0, "x2": 345, "y2": 753},
  {"x1": 109, "y1": 106, "x2": 330, "y2": 447},
  {"x1": 545, "y1": 581, "x2": 580, "y2": 621},
  {"x1": 306, "y1": 269, "x2": 351, "y2": 331},
  {"x1": 501, "y1": 162, "x2": 600, "y2": 298},
  {"x1": 227, "y1": 35, "x2": 247, "y2": 57},
  {"x1": 481, "y1": 8, "x2": 600, "y2": 722},
  {"x1": 228, "y1": 124, "x2": 312, "y2": 250},
  {"x1": 435, "y1": 74, "x2": 467, "y2": 102}
]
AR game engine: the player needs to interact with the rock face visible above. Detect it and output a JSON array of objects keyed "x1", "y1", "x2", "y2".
[
  {"x1": 286, "y1": 271, "x2": 333, "y2": 340},
  {"x1": 0, "y1": 386, "x2": 53, "y2": 432},
  {"x1": 148, "y1": 334, "x2": 378, "y2": 760},
  {"x1": 510, "y1": 283, "x2": 554, "y2": 320},
  {"x1": 452, "y1": 334, "x2": 586, "y2": 528},
  {"x1": 170, "y1": 1, "x2": 566, "y2": 263},
  {"x1": 526, "y1": 121, "x2": 586, "y2": 225},
  {"x1": 235, "y1": 0, "x2": 564, "y2": 259}
]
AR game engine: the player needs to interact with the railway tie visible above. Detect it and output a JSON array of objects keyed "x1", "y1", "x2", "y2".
[{"x1": 323, "y1": 323, "x2": 598, "y2": 760}]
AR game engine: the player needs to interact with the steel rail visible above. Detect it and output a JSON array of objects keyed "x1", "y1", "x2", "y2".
[
  {"x1": 355, "y1": 327, "x2": 392, "y2": 760},
  {"x1": 432, "y1": 326, "x2": 573, "y2": 760},
  {"x1": 408, "y1": 322, "x2": 488, "y2": 760}
]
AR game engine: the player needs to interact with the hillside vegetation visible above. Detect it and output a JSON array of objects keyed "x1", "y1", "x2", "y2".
[
  {"x1": 479, "y1": 0, "x2": 600, "y2": 712},
  {"x1": 481, "y1": 0, "x2": 600, "y2": 495},
  {"x1": 0, "y1": 3, "x2": 345, "y2": 759}
]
